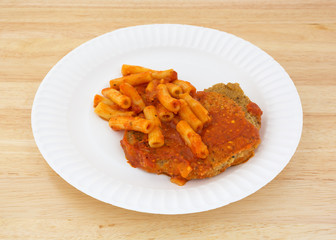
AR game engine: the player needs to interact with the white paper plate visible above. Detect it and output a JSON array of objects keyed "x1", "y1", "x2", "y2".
[{"x1": 31, "y1": 24, "x2": 302, "y2": 214}]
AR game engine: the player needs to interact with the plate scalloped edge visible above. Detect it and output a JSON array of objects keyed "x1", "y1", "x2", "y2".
[{"x1": 31, "y1": 24, "x2": 303, "y2": 214}]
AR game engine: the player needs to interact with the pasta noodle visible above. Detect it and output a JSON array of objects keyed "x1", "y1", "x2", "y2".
[
  {"x1": 144, "y1": 106, "x2": 164, "y2": 148},
  {"x1": 176, "y1": 120, "x2": 209, "y2": 159},
  {"x1": 151, "y1": 69, "x2": 177, "y2": 81},
  {"x1": 102, "y1": 88, "x2": 131, "y2": 109},
  {"x1": 93, "y1": 94, "x2": 117, "y2": 108},
  {"x1": 121, "y1": 64, "x2": 152, "y2": 76},
  {"x1": 166, "y1": 83, "x2": 183, "y2": 98},
  {"x1": 156, "y1": 84, "x2": 180, "y2": 113},
  {"x1": 121, "y1": 64, "x2": 177, "y2": 81},
  {"x1": 94, "y1": 65, "x2": 214, "y2": 164},
  {"x1": 119, "y1": 82, "x2": 146, "y2": 113},
  {"x1": 109, "y1": 116, "x2": 154, "y2": 133},
  {"x1": 172, "y1": 80, "x2": 196, "y2": 96},
  {"x1": 179, "y1": 93, "x2": 211, "y2": 124},
  {"x1": 94, "y1": 102, "x2": 135, "y2": 120},
  {"x1": 156, "y1": 102, "x2": 174, "y2": 122},
  {"x1": 178, "y1": 99, "x2": 203, "y2": 132},
  {"x1": 110, "y1": 72, "x2": 152, "y2": 89}
]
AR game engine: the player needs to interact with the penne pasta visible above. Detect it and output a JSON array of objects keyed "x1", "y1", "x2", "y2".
[
  {"x1": 179, "y1": 93, "x2": 211, "y2": 124},
  {"x1": 178, "y1": 99, "x2": 203, "y2": 132},
  {"x1": 119, "y1": 83, "x2": 146, "y2": 113},
  {"x1": 94, "y1": 102, "x2": 135, "y2": 120},
  {"x1": 145, "y1": 79, "x2": 165, "y2": 103},
  {"x1": 121, "y1": 64, "x2": 152, "y2": 76},
  {"x1": 176, "y1": 120, "x2": 209, "y2": 159},
  {"x1": 148, "y1": 127, "x2": 164, "y2": 148},
  {"x1": 166, "y1": 83, "x2": 183, "y2": 98},
  {"x1": 145, "y1": 80, "x2": 155, "y2": 93},
  {"x1": 151, "y1": 69, "x2": 177, "y2": 81},
  {"x1": 156, "y1": 102, "x2": 174, "y2": 122},
  {"x1": 145, "y1": 80, "x2": 157, "y2": 103},
  {"x1": 144, "y1": 106, "x2": 164, "y2": 148},
  {"x1": 172, "y1": 80, "x2": 196, "y2": 96},
  {"x1": 121, "y1": 64, "x2": 177, "y2": 81},
  {"x1": 156, "y1": 84, "x2": 180, "y2": 113},
  {"x1": 93, "y1": 94, "x2": 117, "y2": 108},
  {"x1": 143, "y1": 105, "x2": 161, "y2": 127},
  {"x1": 92, "y1": 64, "x2": 263, "y2": 186},
  {"x1": 109, "y1": 116, "x2": 154, "y2": 133},
  {"x1": 101, "y1": 88, "x2": 131, "y2": 109},
  {"x1": 110, "y1": 72, "x2": 152, "y2": 89}
]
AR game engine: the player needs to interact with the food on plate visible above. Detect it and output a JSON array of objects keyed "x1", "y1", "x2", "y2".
[
  {"x1": 93, "y1": 94, "x2": 116, "y2": 108},
  {"x1": 121, "y1": 64, "x2": 177, "y2": 81},
  {"x1": 102, "y1": 87, "x2": 131, "y2": 109},
  {"x1": 179, "y1": 93, "x2": 211, "y2": 124},
  {"x1": 93, "y1": 65, "x2": 262, "y2": 185},
  {"x1": 156, "y1": 84, "x2": 181, "y2": 113},
  {"x1": 176, "y1": 120, "x2": 209, "y2": 159},
  {"x1": 178, "y1": 99, "x2": 203, "y2": 132},
  {"x1": 94, "y1": 102, "x2": 135, "y2": 120},
  {"x1": 109, "y1": 116, "x2": 154, "y2": 133},
  {"x1": 156, "y1": 102, "x2": 174, "y2": 122},
  {"x1": 119, "y1": 83, "x2": 146, "y2": 113},
  {"x1": 143, "y1": 106, "x2": 164, "y2": 148},
  {"x1": 205, "y1": 83, "x2": 262, "y2": 127},
  {"x1": 110, "y1": 72, "x2": 152, "y2": 89},
  {"x1": 166, "y1": 83, "x2": 183, "y2": 98},
  {"x1": 172, "y1": 79, "x2": 196, "y2": 96}
]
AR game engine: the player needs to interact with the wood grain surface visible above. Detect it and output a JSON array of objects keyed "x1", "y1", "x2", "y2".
[{"x1": 1, "y1": 0, "x2": 335, "y2": 239}]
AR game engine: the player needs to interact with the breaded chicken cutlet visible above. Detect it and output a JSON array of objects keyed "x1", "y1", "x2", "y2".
[{"x1": 121, "y1": 83, "x2": 262, "y2": 185}]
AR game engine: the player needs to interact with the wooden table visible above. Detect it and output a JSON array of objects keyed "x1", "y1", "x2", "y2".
[{"x1": 1, "y1": 1, "x2": 335, "y2": 239}]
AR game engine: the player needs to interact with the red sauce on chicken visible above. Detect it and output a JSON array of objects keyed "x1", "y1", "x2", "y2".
[
  {"x1": 121, "y1": 91, "x2": 262, "y2": 185},
  {"x1": 247, "y1": 101, "x2": 262, "y2": 123}
]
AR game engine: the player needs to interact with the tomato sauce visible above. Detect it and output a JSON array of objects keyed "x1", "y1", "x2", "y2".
[
  {"x1": 121, "y1": 90, "x2": 261, "y2": 183},
  {"x1": 247, "y1": 101, "x2": 263, "y2": 123}
]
